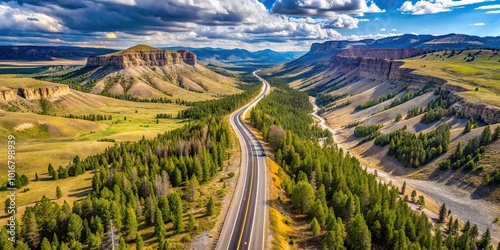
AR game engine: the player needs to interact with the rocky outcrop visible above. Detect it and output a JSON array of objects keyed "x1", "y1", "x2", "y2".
[
  {"x1": 0, "y1": 89, "x2": 17, "y2": 101},
  {"x1": 451, "y1": 96, "x2": 500, "y2": 124},
  {"x1": 0, "y1": 85, "x2": 70, "y2": 101},
  {"x1": 18, "y1": 85, "x2": 70, "y2": 100},
  {"x1": 86, "y1": 45, "x2": 197, "y2": 68}
]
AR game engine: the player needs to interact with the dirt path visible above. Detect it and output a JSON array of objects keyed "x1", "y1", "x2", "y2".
[{"x1": 310, "y1": 97, "x2": 500, "y2": 245}]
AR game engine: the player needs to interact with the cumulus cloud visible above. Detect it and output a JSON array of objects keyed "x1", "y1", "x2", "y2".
[
  {"x1": 322, "y1": 14, "x2": 360, "y2": 29},
  {"x1": 486, "y1": 9, "x2": 500, "y2": 13},
  {"x1": 271, "y1": 0, "x2": 384, "y2": 16},
  {"x1": 470, "y1": 22, "x2": 485, "y2": 25},
  {"x1": 399, "y1": 0, "x2": 490, "y2": 15},
  {"x1": 392, "y1": 28, "x2": 397, "y2": 31},
  {"x1": 380, "y1": 28, "x2": 386, "y2": 31}
]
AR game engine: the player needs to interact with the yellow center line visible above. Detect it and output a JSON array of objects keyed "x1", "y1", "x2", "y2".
[{"x1": 236, "y1": 139, "x2": 255, "y2": 250}]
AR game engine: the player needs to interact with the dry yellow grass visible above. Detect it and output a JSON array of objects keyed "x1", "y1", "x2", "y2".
[{"x1": 267, "y1": 158, "x2": 296, "y2": 250}]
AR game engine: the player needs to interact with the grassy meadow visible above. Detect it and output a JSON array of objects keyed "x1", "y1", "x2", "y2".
[{"x1": 402, "y1": 49, "x2": 500, "y2": 106}]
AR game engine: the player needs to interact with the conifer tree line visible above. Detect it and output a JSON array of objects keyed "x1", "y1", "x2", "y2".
[
  {"x1": 249, "y1": 78, "x2": 493, "y2": 250},
  {"x1": 0, "y1": 85, "x2": 262, "y2": 249},
  {"x1": 63, "y1": 114, "x2": 112, "y2": 122}
]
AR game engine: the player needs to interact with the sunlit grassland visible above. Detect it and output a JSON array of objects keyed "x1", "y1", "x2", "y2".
[
  {"x1": 402, "y1": 49, "x2": 500, "y2": 106},
  {"x1": 0, "y1": 75, "x2": 187, "y2": 211}
]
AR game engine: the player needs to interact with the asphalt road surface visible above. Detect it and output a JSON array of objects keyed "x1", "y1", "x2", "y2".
[{"x1": 216, "y1": 72, "x2": 269, "y2": 250}]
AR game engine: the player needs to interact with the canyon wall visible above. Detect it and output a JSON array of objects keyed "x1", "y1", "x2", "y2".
[{"x1": 87, "y1": 49, "x2": 197, "y2": 68}]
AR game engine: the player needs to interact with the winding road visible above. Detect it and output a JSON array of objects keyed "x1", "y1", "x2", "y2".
[{"x1": 216, "y1": 72, "x2": 269, "y2": 250}]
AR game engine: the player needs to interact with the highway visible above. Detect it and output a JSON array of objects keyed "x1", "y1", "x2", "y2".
[{"x1": 215, "y1": 72, "x2": 269, "y2": 250}]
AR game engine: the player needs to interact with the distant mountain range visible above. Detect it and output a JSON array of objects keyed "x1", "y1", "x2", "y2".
[
  {"x1": 0, "y1": 46, "x2": 116, "y2": 61},
  {"x1": 163, "y1": 46, "x2": 305, "y2": 64}
]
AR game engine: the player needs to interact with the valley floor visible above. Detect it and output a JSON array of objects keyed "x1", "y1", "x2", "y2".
[{"x1": 311, "y1": 97, "x2": 500, "y2": 246}]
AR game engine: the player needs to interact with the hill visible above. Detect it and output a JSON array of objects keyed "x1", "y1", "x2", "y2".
[{"x1": 34, "y1": 45, "x2": 242, "y2": 101}]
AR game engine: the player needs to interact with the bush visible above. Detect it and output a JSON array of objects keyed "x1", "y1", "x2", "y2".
[{"x1": 227, "y1": 172, "x2": 235, "y2": 178}]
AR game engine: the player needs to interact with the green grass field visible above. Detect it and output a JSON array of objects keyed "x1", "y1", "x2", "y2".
[{"x1": 402, "y1": 49, "x2": 500, "y2": 106}]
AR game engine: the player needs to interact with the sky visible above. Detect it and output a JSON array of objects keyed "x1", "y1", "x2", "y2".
[{"x1": 0, "y1": 0, "x2": 499, "y2": 51}]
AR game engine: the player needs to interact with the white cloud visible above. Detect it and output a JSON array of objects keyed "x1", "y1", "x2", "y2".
[
  {"x1": 470, "y1": 22, "x2": 485, "y2": 25},
  {"x1": 392, "y1": 28, "x2": 397, "y2": 31},
  {"x1": 399, "y1": 0, "x2": 491, "y2": 15},
  {"x1": 380, "y1": 28, "x2": 386, "y2": 31},
  {"x1": 323, "y1": 14, "x2": 360, "y2": 29},
  {"x1": 272, "y1": 0, "x2": 385, "y2": 16},
  {"x1": 358, "y1": 18, "x2": 370, "y2": 22},
  {"x1": 486, "y1": 9, "x2": 500, "y2": 13},
  {"x1": 0, "y1": 5, "x2": 63, "y2": 32},
  {"x1": 475, "y1": 4, "x2": 500, "y2": 9}
]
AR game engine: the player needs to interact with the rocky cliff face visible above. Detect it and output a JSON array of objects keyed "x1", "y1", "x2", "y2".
[
  {"x1": 328, "y1": 49, "x2": 442, "y2": 84},
  {"x1": 0, "y1": 85, "x2": 70, "y2": 101},
  {"x1": 0, "y1": 89, "x2": 17, "y2": 101},
  {"x1": 18, "y1": 85, "x2": 70, "y2": 100},
  {"x1": 337, "y1": 48, "x2": 431, "y2": 60},
  {"x1": 451, "y1": 96, "x2": 500, "y2": 124},
  {"x1": 87, "y1": 45, "x2": 197, "y2": 68}
]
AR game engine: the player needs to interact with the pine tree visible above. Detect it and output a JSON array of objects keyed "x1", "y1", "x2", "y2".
[
  {"x1": 56, "y1": 186, "x2": 63, "y2": 199},
  {"x1": 311, "y1": 217, "x2": 321, "y2": 236},
  {"x1": 169, "y1": 192, "x2": 184, "y2": 234},
  {"x1": 188, "y1": 213, "x2": 196, "y2": 231},
  {"x1": 48, "y1": 163, "x2": 54, "y2": 175},
  {"x1": 187, "y1": 175, "x2": 200, "y2": 202},
  {"x1": 154, "y1": 207, "x2": 165, "y2": 238},
  {"x1": 40, "y1": 237, "x2": 51, "y2": 250},
  {"x1": 411, "y1": 190, "x2": 417, "y2": 203},
  {"x1": 401, "y1": 181, "x2": 407, "y2": 194},
  {"x1": 481, "y1": 124, "x2": 492, "y2": 145},
  {"x1": 206, "y1": 196, "x2": 215, "y2": 216},
  {"x1": 35, "y1": 173, "x2": 39, "y2": 181},
  {"x1": 291, "y1": 181, "x2": 315, "y2": 214},
  {"x1": 493, "y1": 126, "x2": 500, "y2": 140},
  {"x1": 478, "y1": 228, "x2": 492, "y2": 250},
  {"x1": 67, "y1": 214, "x2": 83, "y2": 241},
  {"x1": 471, "y1": 224, "x2": 479, "y2": 239},
  {"x1": 124, "y1": 207, "x2": 138, "y2": 240},
  {"x1": 439, "y1": 203, "x2": 447, "y2": 223},
  {"x1": 347, "y1": 213, "x2": 371, "y2": 250}
]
